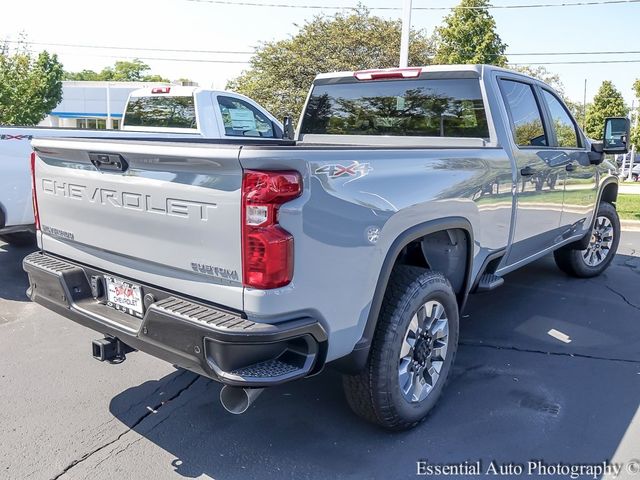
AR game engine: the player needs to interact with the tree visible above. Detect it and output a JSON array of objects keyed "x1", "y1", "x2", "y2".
[
  {"x1": 227, "y1": 6, "x2": 435, "y2": 121},
  {"x1": 584, "y1": 81, "x2": 627, "y2": 140},
  {"x1": 512, "y1": 66, "x2": 563, "y2": 94},
  {"x1": 0, "y1": 42, "x2": 64, "y2": 125},
  {"x1": 64, "y1": 59, "x2": 169, "y2": 82},
  {"x1": 434, "y1": 0, "x2": 508, "y2": 66},
  {"x1": 512, "y1": 65, "x2": 586, "y2": 125}
]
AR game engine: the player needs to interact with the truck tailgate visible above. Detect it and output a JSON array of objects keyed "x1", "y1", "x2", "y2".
[{"x1": 31, "y1": 138, "x2": 244, "y2": 310}]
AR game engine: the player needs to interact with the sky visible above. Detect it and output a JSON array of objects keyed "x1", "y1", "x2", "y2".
[{"x1": 1, "y1": 0, "x2": 639, "y2": 108}]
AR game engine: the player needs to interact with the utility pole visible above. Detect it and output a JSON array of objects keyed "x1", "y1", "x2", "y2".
[
  {"x1": 399, "y1": 0, "x2": 412, "y2": 68},
  {"x1": 628, "y1": 100, "x2": 637, "y2": 182},
  {"x1": 582, "y1": 79, "x2": 587, "y2": 131}
]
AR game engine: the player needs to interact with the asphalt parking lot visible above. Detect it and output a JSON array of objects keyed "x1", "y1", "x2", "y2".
[{"x1": 1, "y1": 233, "x2": 639, "y2": 480}]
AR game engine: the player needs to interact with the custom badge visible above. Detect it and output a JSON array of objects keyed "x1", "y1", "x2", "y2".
[{"x1": 315, "y1": 161, "x2": 372, "y2": 183}]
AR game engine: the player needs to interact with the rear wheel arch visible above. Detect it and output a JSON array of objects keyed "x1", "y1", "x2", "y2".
[{"x1": 333, "y1": 217, "x2": 474, "y2": 374}]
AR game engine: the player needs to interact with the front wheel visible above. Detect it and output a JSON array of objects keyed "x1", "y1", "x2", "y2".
[
  {"x1": 553, "y1": 201, "x2": 620, "y2": 278},
  {"x1": 342, "y1": 266, "x2": 459, "y2": 430}
]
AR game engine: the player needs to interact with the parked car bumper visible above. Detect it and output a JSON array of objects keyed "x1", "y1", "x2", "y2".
[{"x1": 23, "y1": 251, "x2": 327, "y2": 387}]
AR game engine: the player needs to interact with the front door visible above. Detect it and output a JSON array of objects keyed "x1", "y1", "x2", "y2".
[
  {"x1": 538, "y1": 88, "x2": 597, "y2": 239},
  {"x1": 498, "y1": 78, "x2": 566, "y2": 266}
]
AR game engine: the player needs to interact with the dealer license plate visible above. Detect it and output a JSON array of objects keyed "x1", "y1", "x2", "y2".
[{"x1": 105, "y1": 276, "x2": 144, "y2": 318}]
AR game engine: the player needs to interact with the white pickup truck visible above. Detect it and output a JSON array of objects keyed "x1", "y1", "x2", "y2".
[{"x1": 0, "y1": 86, "x2": 284, "y2": 245}]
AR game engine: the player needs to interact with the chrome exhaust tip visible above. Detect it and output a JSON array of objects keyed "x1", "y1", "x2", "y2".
[{"x1": 219, "y1": 386, "x2": 264, "y2": 414}]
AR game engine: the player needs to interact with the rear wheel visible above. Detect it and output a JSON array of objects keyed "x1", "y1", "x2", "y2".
[
  {"x1": 0, "y1": 232, "x2": 36, "y2": 247},
  {"x1": 633, "y1": 173, "x2": 638, "y2": 182},
  {"x1": 553, "y1": 201, "x2": 620, "y2": 278},
  {"x1": 342, "y1": 266, "x2": 459, "y2": 430}
]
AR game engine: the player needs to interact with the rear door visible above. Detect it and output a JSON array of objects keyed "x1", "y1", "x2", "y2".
[
  {"x1": 498, "y1": 78, "x2": 566, "y2": 266},
  {"x1": 32, "y1": 138, "x2": 244, "y2": 310}
]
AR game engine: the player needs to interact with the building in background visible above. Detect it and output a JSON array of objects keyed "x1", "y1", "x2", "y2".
[{"x1": 39, "y1": 81, "x2": 170, "y2": 129}]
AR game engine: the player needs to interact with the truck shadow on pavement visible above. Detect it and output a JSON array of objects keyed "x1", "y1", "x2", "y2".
[
  {"x1": 0, "y1": 242, "x2": 36, "y2": 302},
  {"x1": 107, "y1": 253, "x2": 640, "y2": 480}
]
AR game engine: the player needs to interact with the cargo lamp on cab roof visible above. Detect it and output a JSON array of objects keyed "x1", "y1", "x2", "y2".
[
  {"x1": 354, "y1": 68, "x2": 422, "y2": 81},
  {"x1": 151, "y1": 87, "x2": 171, "y2": 94}
]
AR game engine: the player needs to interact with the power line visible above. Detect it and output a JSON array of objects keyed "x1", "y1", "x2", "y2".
[
  {"x1": 508, "y1": 49, "x2": 640, "y2": 56},
  {"x1": 60, "y1": 53, "x2": 251, "y2": 64},
  {"x1": 6, "y1": 39, "x2": 640, "y2": 58},
  {"x1": 55, "y1": 51, "x2": 640, "y2": 65},
  {"x1": 184, "y1": 0, "x2": 640, "y2": 10},
  {"x1": 511, "y1": 59, "x2": 640, "y2": 64},
  {"x1": 2, "y1": 40, "x2": 254, "y2": 55}
]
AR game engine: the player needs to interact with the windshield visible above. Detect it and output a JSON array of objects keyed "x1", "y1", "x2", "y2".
[{"x1": 300, "y1": 78, "x2": 489, "y2": 138}]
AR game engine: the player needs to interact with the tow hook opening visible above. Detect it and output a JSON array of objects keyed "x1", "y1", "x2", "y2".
[
  {"x1": 219, "y1": 385, "x2": 265, "y2": 414},
  {"x1": 92, "y1": 336, "x2": 135, "y2": 363}
]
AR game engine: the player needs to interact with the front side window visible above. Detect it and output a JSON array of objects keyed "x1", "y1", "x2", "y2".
[
  {"x1": 125, "y1": 95, "x2": 197, "y2": 129},
  {"x1": 499, "y1": 80, "x2": 547, "y2": 147},
  {"x1": 300, "y1": 78, "x2": 490, "y2": 138},
  {"x1": 217, "y1": 96, "x2": 275, "y2": 138},
  {"x1": 542, "y1": 90, "x2": 579, "y2": 148}
]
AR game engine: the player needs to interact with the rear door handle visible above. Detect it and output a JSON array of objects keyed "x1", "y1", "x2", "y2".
[
  {"x1": 520, "y1": 166, "x2": 536, "y2": 176},
  {"x1": 565, "y1": 163, "x2": 576, "y2": 172}
]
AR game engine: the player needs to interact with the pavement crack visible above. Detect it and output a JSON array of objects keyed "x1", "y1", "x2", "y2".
[
  {"x1": 460, "y1": 340, "x2": 640, "y2": 364},
  {"x1": 50, "y1": 373, "x2": 199, "y2": 480},
  {"x1": 605, "y1": 285, "x2": 640, "y2": 310}
]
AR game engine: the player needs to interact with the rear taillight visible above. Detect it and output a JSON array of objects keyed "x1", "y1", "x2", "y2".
[
  {"x1": 151, "y1": 87, "x2": 171, "y2": 94},
  {"x1": 30, "y1": 152, "x2": 40, "y2": 231},
  {"x1": 241, "y1": 170, "x2": 301, "y2": 289}
]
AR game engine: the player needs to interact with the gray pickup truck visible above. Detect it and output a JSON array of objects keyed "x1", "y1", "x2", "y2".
[{"x1": 23, "y1": 65, "x2": 630, "y2": 430}]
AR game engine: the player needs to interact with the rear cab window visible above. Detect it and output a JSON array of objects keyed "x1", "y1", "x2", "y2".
[
  {"x1": 124, "y1": 95, "x2": 197, "y2": 130},
  {"x1": 217, "y1": 96, "x2": 275, "y2": 138},
  {"x1": 300, "y1": 78, "x2": 490, "y2": 139},
  {"x1": 498, "y1": 79, "x2": 547, "y2": 147}
]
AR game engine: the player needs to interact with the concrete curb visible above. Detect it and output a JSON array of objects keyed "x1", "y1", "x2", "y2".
[{"x1": 621, "y1": 220, "x2": 640, "y2": 232}]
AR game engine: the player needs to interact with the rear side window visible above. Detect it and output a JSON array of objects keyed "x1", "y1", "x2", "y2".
[
  {"x1": 217, "y1": 96, "x2": 275, "y2": 138},
  {"x1": 300, "y1": 78, "x2": 490, "y2": 138},
  {"x1": 541, "y1": 90, "x2": 580, "y2": 148},
  {"x1": 124, "y1": 95, "x2": 197, "y2": 129},
  {"x1": 499, "y1": 80, "x2": 547, "y2": 147}
]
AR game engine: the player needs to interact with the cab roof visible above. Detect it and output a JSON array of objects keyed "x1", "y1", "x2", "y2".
[{"x1": 314, "y1": 64, "x2": 537, "y2": 83}]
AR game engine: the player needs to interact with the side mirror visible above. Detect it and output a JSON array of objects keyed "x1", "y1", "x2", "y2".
[
  {"x1": 282, "y1": 115, "x2": 295, "y2": 141},
  {"x1": 588, "y1": 142, "x2": 604, "y2": 165},
  {"x1": 603, "y1": 117, "x2": 630, "y2": 154}
]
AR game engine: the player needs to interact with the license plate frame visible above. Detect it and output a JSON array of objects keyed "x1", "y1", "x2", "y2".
[{"x1": 104, "y1": 275, "x2": 144, "y2": 318}]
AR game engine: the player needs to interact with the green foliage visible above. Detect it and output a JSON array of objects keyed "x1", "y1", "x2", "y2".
[
  {"x1": 64, "y1": 59, "x2": 169, "y2": 82},
  {"x1": 227, "y1": 6, "x2": 435, "y2": 121},
  {"x1": 512, "y1": 65, "x2": 586, "y2": 128},
  {"x1": 434, "y1": 0, "x2": 507, "y2": 67},
  {"x1": 554, "y1": 119, "x2": 579, "y2": 147},
  {"x1": 584, "y1": 81, "x2": 627, "y2": 140},
  {"x1": 512, "y1": 65, "x2": 564, "y2": 94},
  {"x1": 617, "y1": 193, "x2": 640, "y2": 221},
  {"x1": 0, "y1": 42, "x2": 64, "y2": 125}
]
